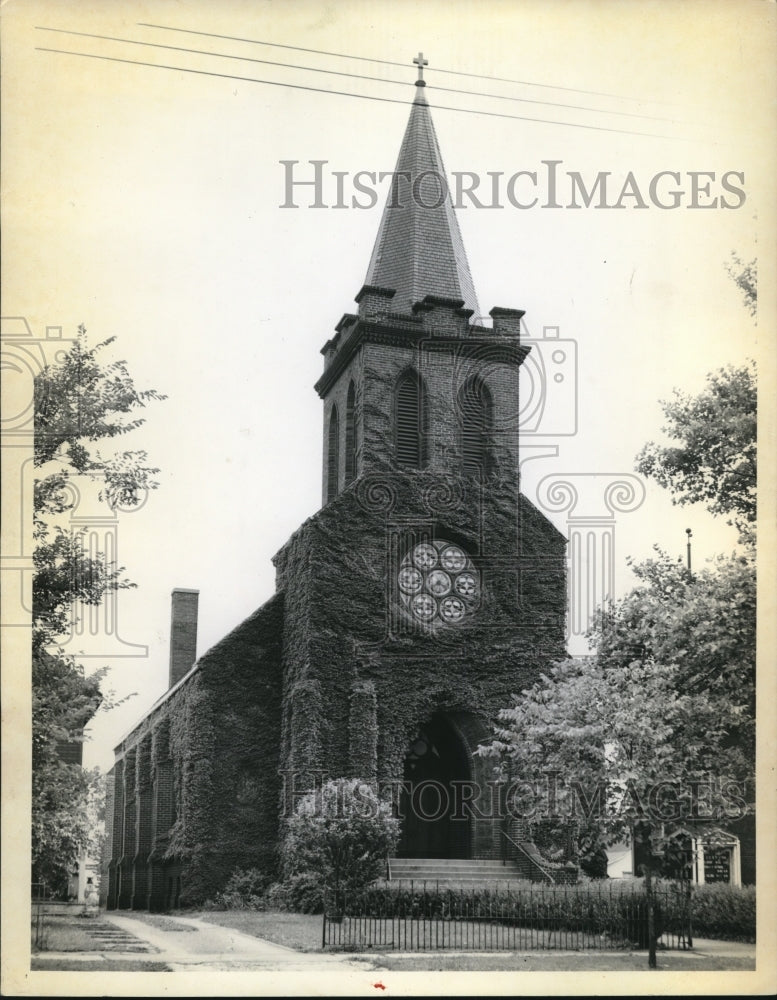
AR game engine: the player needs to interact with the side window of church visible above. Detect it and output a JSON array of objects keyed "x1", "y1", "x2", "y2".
[
  {"x1": 395, "y1": 369, "x2": 427, "y2": 468},
  {"x1": 458, "y1": 377, "x2": 492, "y2": 478},
  {"x1": 344, "y1": 381, "x2": 356, "y2": 485},
  {"x1": 327, "y1": 404, "x2": 340, "y2": 501}
]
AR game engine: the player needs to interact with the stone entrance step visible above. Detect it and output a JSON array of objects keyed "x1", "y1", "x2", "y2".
[{"x1": 388, "y1": 858, "x2": 524, "y2": 883}]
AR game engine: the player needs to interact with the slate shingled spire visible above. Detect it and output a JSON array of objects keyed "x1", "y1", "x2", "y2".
[{"x1": 364, "y1": 62, "x2": 480, "y2": 316}]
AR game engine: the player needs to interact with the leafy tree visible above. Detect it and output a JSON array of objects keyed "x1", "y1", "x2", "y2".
[
  {"x1": 482, "y1": 326, "x2": 756, "y2": 877},
  {"x1": 478, "y1": 652, "x2": 742, "y2": 876},
  {"x1": 34, "y1": 326, "x2": 164, "y2": 493},
  {"x1": 282, "y1": 778, "x2": 400, "y2": 903},
  {"x1": 590, "y1": 548, "x2": 755, "y2": 785},
  {"x1": 31, "y1": 326, "x2": 164, "y2": 891},
  {"x1": 31, "y1": 648, "x2": 107, "y2": 895},
  {"x1": 635, "y1": 361, "x2": 756, "y2": 540},
  {"x1": 724, "y1": 253, "x2": 757, "y2": 318},
  {"x1": 33, "y1": 326, "x2": 165, "y2": 651}
]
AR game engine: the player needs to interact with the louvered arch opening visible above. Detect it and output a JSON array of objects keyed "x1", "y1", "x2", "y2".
[
  {"x1": 327, "y1": 405, "x2": 340, "y2": 502},
  {"x1": 344, "y1": 381, "x2": 356, "y2": 485},
  {"x1": 395, "y1": 370, "x2": 427, "y2": 469},
  {"x1": 459, "y1": 377, "x2": 492, "y2": 478}
]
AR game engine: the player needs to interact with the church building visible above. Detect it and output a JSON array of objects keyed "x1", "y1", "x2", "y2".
[{"x1": 106, "y1": 62, "x2": 570, "y2": 911}]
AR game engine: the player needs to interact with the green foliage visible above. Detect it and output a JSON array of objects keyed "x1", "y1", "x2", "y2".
[
  {"x1": 31, "y1": 327, "x2": 164, "y2": 891},
  {"x1": 31, "y1": 758, "x2": 90, "y2": 896},
  {"x1": 283, "y1": 778, "x2": 400, "y2": 900},
  {"x1": 690, "y1": 883, "x2": 755, "y2": 941},
  {"x1": 347, "y1": 680, "x2": 378, "y2": 780},
  {"x1": 34, "y1": 325, "x2": 165, "y2": 503},
  {"x1": 265, "y1": 873, "x2": 327, "y2": 914},
  {"x1": 590, "y1": 548, "x2": 755, "y2": 785},
  {"x1": 635, "y1": 360, "x2": 756, "y2": 539},
  {"x1": 125, "y1": 597, "x2": 284, "y2": 907},
  {"x1": 32, "y1": 531, "x2": 134, "y2": 654},
  {"x1": 33, "y1": 326, "x2": 165, "y2": 650},
  {"x1": 32, "y1": 649, "x2": 103, "y2": 761},
  {"x1": 724, "y1": 254, "x2": 757, "y2": 318},
  {"x1": 479, "y1": 652, "x2": 738, "y2": 862},
  {"x1": 31, "y1": 649, "x2": 106, "y2": 893},
  {"x1": 484, "y1": 346, "x2": 757, "y2": 874},
  {"x1": 205, "y1": 868, "x2": 271, "y2": 911},
  {"x1": 334, "y1": 881, "x2": 691, "y2": 948}
]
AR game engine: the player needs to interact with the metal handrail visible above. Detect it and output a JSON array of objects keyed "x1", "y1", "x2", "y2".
[{"x1": 500, "y1": 829, "x2": 556, "y2": 884}]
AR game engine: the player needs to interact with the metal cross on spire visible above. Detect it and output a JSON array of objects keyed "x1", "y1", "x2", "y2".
[{"x1": 413, "y1": 51, "x2": 428, "y2": 85}]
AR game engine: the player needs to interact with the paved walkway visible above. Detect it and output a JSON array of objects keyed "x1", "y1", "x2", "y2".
[{"x1": 99, "y1": 914, "x2": 381, "y2": 972}]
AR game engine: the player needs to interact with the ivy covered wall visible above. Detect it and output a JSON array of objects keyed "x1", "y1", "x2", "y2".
[
  {"x1": 109, "y1": 465, "x2": 566, "y2": 906},
  {"x1": 273, "y1": 469, "x2": 566, "y2": 859},
  {"x1": 110, "y1": 594, "x2": 284, "y2": 907}
]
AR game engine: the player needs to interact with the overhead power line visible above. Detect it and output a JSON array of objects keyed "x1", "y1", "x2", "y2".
[
  {"x1": 35, "y1": 27, "x2": 674, "y2": 123},
  {"x1": 36, "y1": 46, "x2": 685, "y2": 141},
  {"x1": 137, "y1": 20, "x2": 662, "y2": 104}
]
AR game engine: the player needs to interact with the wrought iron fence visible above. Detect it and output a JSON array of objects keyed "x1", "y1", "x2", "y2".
[
  {"x1": 32, "y1": 882, "x2": 51, "y2": 902},
  {"x1": 31, "y1": 882, "x2": 51, "y2": 950},
  {"x1": 322, "y1": 880, "x2": 693, "y2": 952}
]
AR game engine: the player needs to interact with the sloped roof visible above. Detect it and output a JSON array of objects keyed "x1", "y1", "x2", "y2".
[{"x1": 364, "y1": 83, "x2": 480, "y2": 316}]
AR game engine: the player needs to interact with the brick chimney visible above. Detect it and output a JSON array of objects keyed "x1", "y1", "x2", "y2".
[{"x1": 169, "y1": 588, "x2": 199, "y2": 688}]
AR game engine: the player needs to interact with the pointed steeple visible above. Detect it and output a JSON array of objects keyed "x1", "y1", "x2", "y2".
[{"x1": 364, "y1": 61, "x2": 480, "y2": 316}]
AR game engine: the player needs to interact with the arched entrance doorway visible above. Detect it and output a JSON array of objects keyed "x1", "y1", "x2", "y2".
[{"x1": 398, "y1": 714, "x2": 472, "y2": 859}]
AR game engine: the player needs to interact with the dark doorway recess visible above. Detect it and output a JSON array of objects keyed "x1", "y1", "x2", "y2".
[{"x1": 398, "y1": 713, "x2": 472, "y2": 859}]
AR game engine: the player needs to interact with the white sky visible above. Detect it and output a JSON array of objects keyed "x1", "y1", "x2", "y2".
[{"x1": 2, "y1": 0, "x2": 773, "y2": 776}]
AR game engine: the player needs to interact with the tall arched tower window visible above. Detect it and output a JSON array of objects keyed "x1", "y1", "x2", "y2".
[
  {"x1": 344, "y1": 381, "x2": 356, "y2": 486},
  {"x1": 327, "y1": 405, "x2": 340, "y2": 502},
  {"x1": 458, "y1": 377, "x2": 493, "y2": 478},
  {"x1": 395, "y1": 370, "x2": 427, "y2": 469}
]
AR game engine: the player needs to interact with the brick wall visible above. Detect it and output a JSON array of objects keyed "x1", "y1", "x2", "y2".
[
  {"x1": 169, "y1": 589, "x2": 199, "y2": 688},
  {"x1": 319, "y1": 300, "x2": 526, "y2": 505}
]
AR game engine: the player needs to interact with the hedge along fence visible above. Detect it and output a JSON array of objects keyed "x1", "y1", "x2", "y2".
[
  {"x1": 205, "y1": 870, "x2": 755, "y2": 947},
  {"x1": 322, "y1": 879, "x2": 695, "y2": 952},
  {"x1": 690, "y1": 883, "x2": 755, "y2": 942}
]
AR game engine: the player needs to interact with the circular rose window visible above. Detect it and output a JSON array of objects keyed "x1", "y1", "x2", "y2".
[{"x1": 398, "y1": 540, "x2": 480, "y2": 627}]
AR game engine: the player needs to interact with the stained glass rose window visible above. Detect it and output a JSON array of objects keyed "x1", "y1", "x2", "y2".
[{"x1": 398, "y1": 540, "x2": 480, "y2": 627}]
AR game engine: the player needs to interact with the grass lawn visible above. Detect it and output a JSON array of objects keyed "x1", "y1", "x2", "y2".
[
  {"x1": 193, "y1": 911, "x2": 754, "y2": 972},
  {"x1": 199, "y1": 910, "x2": 323, "y2": 952},
  {"x1": 115, "y1": 912, "x2": 197, "y2": 933},
  {"x1": 31, "y1": 957, "x2": 172, "y2": 972},
  {"x1": 359, "y1": 951, "x2": 756, "y2": 972}
]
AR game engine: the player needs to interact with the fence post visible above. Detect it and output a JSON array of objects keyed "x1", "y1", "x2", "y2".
[
  {"x1": 645, "y1": 868, "x2": 657, "y2": 969},
  {"x1": 686, "y1": 879, "x2": 693, "y2": 949},
  {"x1": 321, "y1": 892, "x2": 327, "y2": 950}
]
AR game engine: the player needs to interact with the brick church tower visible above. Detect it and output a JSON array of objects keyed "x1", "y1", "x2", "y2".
[{"x1": 106, "y1": 67, "x2": 568, "y2": 910}]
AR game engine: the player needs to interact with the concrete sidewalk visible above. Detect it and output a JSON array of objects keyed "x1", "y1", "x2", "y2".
[{"x1": 101, "y1": 913, "x2": 381, "y2": 972}]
